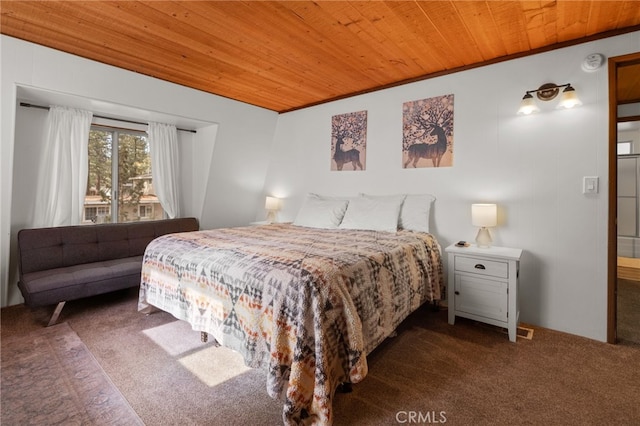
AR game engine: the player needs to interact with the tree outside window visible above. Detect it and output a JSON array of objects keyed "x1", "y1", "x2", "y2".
[{"x1": 85, "y1": 128, "x2": 165, "y2": 223}]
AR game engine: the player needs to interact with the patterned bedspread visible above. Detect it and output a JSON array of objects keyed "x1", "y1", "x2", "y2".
[{"x1": 138, "y1": 223, "x2": 443, "y2": 425}]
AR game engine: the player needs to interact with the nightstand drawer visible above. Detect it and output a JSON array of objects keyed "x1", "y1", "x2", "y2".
[{"x1": 455, "y1": 255, "x2": 508, "y2": 279}]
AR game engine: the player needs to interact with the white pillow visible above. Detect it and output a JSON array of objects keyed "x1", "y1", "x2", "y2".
[
  {"x1": 339, "y1": 194, "x2": 405, "y2": 232},
  {"x1": 308, "y1": 193, "x2": 352, "y2": 202},
  {"x1": 293, "y1": 194, "x2": 349, "y2": 229},
  {"x1": 399, "y1": 194, "x2": 435, "y2": 233}
]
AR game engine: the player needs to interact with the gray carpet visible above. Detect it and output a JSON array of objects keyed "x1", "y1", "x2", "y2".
[
  {"x1": 618, "y1": 278, "x2": 640, "y2": 344},
  {"x1": 2, "y1": 288, "x2": 640, "y2": 425},
  {"x1": 1, "y1": 321, "x2": 143, "y2": 425}
]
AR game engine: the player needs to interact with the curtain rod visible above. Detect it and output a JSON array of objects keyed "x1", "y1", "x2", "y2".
[{"x1": 19, "y1": 102, "x2": 197, "y2": 133}]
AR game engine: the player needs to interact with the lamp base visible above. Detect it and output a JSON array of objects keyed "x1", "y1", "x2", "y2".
[
  {"x1": 266, "y1": 210, "x2": 277, "y2": 223},
  {"x1": 475, "y1": 227, "x2": 492, "y2": 248}
]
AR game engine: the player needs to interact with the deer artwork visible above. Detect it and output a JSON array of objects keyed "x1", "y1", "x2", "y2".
[
  {"x1": 404, "y1": 123, "x2": 448, "y2": 168},
  {"x1": 334, "y1": 137, "x2": 363, "y2": 171}
]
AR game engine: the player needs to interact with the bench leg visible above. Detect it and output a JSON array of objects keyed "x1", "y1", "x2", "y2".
[{"x1": 47, "y1": 301, "x2": 66, "y2": 327}]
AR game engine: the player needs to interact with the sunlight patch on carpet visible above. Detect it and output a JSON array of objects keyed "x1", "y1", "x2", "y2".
[
  {"x1": 179, "y1": 345, "x2": 252, "y2": 387},
  {"x1": 142, "y1": 318, "x2": 253, "y2": 387},
  {"x1": 142, "y1": 319, "x2": 210, "y2": 356}
]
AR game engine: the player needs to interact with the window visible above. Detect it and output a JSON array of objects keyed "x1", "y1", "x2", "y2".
[
  {"x1": 83, "y1": 206, "x2": 111, "y2": 223},
  {"x1": 84, "y1": 207, "x2": 97, "y2": 223},
  {"x1": 618, "y1": 141, "x2": 632, "y2": 155},
  {"x1": 85, "y1": 127, "x2": 165, "y2": 223},
  {"x1": 139, "y1": 204, "x2": 152, "y2": 218}
]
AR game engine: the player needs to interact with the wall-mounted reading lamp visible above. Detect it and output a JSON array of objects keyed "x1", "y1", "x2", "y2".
[{"x1": 517, "y1": 83, "x2": 582, "y2": 115}]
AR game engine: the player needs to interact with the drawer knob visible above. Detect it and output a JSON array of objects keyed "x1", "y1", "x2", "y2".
[
  {"x1": 454, "y1": 291, "x2": 460, "y2": 295},
  {"x1": 474, "y1": 264, "x2": 486, "y2": 270}
]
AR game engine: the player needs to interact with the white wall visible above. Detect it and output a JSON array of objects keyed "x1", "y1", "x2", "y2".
[
  {"x1": 261, "y1": 32, "x2": 640, "y2": 342},
  {"x1": 1, "y1": 35, "x2": 279, "y2": 307}
]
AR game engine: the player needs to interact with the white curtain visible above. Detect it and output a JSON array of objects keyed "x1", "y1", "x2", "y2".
[
  {"x1": 33, "y1": 106, "x2": 93, "y2": 227},
  {"x1": 148, "y1": 122, "x2": 180, "y2": 218}
]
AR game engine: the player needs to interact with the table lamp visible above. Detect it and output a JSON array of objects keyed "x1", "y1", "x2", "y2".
[
  {"x1": 472, "y1": 203, "x2": 497, "y2": 248},
  {"x1": 265, "y1": 196, "x2": 282, "y2": 223}
]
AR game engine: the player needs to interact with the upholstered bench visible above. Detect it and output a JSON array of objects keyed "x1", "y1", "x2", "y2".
[{"x1": 17, "y1": 217, "x2": 199, "y2": 325}]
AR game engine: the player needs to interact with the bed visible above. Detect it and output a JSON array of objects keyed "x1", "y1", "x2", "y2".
[{"x1": 138, "y1": 195, "x2": 444, "y2": 425}]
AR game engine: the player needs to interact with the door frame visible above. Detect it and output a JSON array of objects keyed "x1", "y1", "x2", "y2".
[{"x1": 607, "y1": 52, "x2": 640, "y2": 343}]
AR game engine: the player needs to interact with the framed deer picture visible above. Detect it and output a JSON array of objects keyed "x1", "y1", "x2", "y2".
[
  {"x1": 331, "y1": 110, "x2": 367, "y2": 171},
  {"x1": 402, "y1": 94, "x2": 454, "y2": 168}
]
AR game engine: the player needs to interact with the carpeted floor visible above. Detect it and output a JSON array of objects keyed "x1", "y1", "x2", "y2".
[
  {"x1": 618, "y1": 278, "x2": 640, "y2": 344},
  {"x1": 617, "y1": 256, "x2": 640, "y2": 345},
  {"x1": 2, "y1": 288, "x2": 639, "y2": 425},
  {"x1": 1, "y1": 321, "x2": 142, "y2": 425}
]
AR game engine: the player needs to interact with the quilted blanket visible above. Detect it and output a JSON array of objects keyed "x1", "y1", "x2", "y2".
[{"x1": 138, "y1": 223, "x2": 443, "y2": 425}]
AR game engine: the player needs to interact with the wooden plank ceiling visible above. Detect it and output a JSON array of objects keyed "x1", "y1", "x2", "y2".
[{"x1": 2, "y1": 1, "x2": 640, "y2": 112}]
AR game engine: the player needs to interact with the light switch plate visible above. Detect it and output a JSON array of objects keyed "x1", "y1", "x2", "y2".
[{"x1": 583, "y1": 176, "x2": 599, "y2": 194}]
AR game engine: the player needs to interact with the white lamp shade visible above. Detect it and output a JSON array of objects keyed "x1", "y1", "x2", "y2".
[
  {"x1": 265, "y1": 196, "x2": 281, "y2": 211},
  {"x1": 472, "y1": 204, "x2": 497, "y2": 227},
  {"x1": 557, "y1": 88, "x2": 583, "y2": 109},
  {"x1": 517, "y1": 94, "x2": 540, "y2": 115}
]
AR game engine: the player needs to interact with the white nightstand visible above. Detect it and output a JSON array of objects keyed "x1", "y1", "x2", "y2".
[{"x1": 445, "y1": 244, "x2": 523, "y2": 342}]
